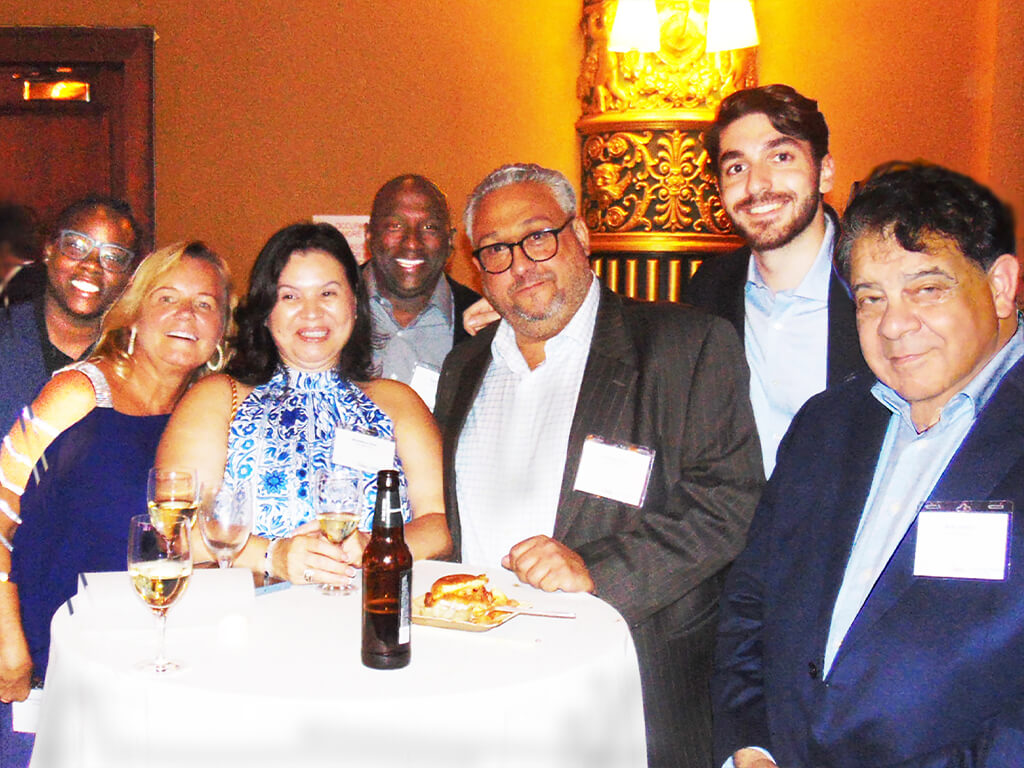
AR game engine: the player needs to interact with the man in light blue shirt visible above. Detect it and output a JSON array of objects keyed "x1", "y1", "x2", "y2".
[
  {"x1": 714, "y1": 164, "x2": 1024, "y2": 768},
  {"x1": 686, "y1": 85, "x2": 866, "y2": 475},
  {"x1": 364, "y1": 175, "x2": 480, "y2": 408}
]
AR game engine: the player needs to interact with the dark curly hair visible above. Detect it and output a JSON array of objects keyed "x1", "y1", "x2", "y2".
[
  {"x1": 705, "y1": 84, "x2": 830, "y2": 176},
  {"x1": 836, "y1": 162, "x2": 1016, "y2": 281},
  {"x1": 226, "y1": 222, "x2": 373, "y2": 385}
]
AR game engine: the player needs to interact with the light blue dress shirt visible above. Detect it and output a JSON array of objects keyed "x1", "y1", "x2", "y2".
[
  {"x1": 744, "y1": 217, "x2": 835, "y2": 476},
  {"x1": 824, "y1": 322, "x2": 1024, "y2": 676},
  {"x1": 366, "y1": 268, "x2": 455, "y2": 385}
]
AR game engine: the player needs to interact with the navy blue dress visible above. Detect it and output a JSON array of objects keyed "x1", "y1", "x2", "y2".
[
  {"x1": 1, "y1": 363, "x2": 167, "y2": 768},
  {"x1": 11, "y1": 407, "x2": 168, "y2": 677}
]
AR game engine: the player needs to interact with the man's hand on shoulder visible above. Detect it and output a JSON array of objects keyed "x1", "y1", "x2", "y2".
[
  {"x1": 501, "y1": 536, "x2": 595, "y2": 593},
  {"x1": 462, "y1": 298, "x2": 499, "y2": 336}
]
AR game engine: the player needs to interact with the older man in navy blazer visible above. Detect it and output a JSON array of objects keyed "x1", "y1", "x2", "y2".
[{"x1": 713, "y1": 163, "x2": 1024, "y2": 768}]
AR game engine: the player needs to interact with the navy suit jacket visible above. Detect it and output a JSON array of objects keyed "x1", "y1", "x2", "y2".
[
  {"x1": 682, "y1": 209, "x2": 868, "y2": 388},
  {"x1": 713, "y1": 358, "x2": 1024, "y2": 768}
]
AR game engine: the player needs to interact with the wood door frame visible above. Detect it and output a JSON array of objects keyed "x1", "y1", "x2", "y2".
[{"x1": 0, "y1": 26, "x2": 155, "y2": 249}]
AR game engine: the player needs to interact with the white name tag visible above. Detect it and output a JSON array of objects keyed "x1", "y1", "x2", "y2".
[
  {"x1": 332, "y1": 429, "x2": 396, "y2": 474},
  {"x1": 409, "y1": 363, "x2": 440, "y2": 412},
  {"x1": 573, "y1": 435, "x2": 655, "y2": 508},
  {"x1": 913, "y1": 500, "x2": 1011, "y2": 581},
  {"x1": 12, "y1": 687, "x2": 43, "y2": 733}
]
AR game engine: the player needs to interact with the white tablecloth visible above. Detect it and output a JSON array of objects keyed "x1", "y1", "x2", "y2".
[{"x1": 30, "y1": 560, "x2": 647, "y2": 768}]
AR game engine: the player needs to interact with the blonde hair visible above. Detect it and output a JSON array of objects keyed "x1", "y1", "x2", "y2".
[{"x1": 92, "y1": 241, "x2": 235, "y2": 381}]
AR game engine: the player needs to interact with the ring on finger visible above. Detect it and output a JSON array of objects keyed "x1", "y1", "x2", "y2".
[{"x1": 303, "y1": 568, "x2": 314, "y2": 584}]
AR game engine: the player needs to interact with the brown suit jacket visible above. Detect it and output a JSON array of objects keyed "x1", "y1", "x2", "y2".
[{"x1": 435, "y1": 285, "x2": 764, "y2": 768}]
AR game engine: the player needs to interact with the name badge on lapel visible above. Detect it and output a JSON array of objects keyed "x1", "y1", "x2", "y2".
[
  {"x1": 332, "y1": 429, "x2": 396, "y2": 474},
  {"x1": 913, "y1": 500, "x2": 1011, "y2": 581},
  {"x1": 573, "y1": 435, "x2": 655, "y2": 507}
]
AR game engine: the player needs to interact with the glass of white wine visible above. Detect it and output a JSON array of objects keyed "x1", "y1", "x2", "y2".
[
  {"x1": 148, "y1": 467, "x2": 199, "y2": 534},
  {"x1": 127, "y1": 512, "x2": 192, "y2": 673},
  {"x1": 312, "y1": 467, "x2": 363, "y2": 595},
  {"x1": 199, "y1": 481, "x2": 253, "y2": 569}
]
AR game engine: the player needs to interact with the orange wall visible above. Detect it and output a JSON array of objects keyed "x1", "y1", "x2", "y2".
[
  {"x1": 0, "y1": 0, "x2": 583, "y2": 288},
  {"x1": 756, "y1": 0, "x2": 1024, "y2": 255},
  {"x1": 3, "y1": 0, "x2": 1022, "y2": 284}
]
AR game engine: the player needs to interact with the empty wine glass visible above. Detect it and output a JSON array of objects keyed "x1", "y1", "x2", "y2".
[
  {"x1": 127, "y1": 512, "x2": 192, "y2": 673},
  {"x1": 312, "y1": 467, "x2": 363, "y2": 595},
  {"x1": 147, "y1": 466, "x2": 199, "y2": 533},
  {"x1": 199, "y1": 481, "x2": 253, "y2": 569}
]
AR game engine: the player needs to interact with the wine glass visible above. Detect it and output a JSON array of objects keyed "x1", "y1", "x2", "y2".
[
  {"x1": 312, "y1": 467, "x2": 363, "y2": 595},
  {"x1": 127, "y1": 512, "x2": 192, "y2": 673},
  {"x1": 199, "y1": 481, "x2": 253, "y2": 569},
  {"x1": 148, "y1": 467, "x2": 199, "y2": 533}
]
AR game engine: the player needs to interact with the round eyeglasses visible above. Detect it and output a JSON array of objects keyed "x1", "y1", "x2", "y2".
[
  {"x1": 472, "y1": 215, "x2": 575, "y2": 275},
  {"x1": 57, "y1": 229, "x2": 136, "y2": 273}
]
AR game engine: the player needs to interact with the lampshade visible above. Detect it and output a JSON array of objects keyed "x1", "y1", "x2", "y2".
[
  {"x1": 705, "y1": 0, "x2": 759, "y2": 53},
  {"x1": 608, "y1": 0, "x2": 662, "y2": 53}
]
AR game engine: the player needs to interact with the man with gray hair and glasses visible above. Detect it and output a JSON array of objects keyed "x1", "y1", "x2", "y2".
[{"x1": 435, "y1": 162, "x2": 763, "y2": 767}]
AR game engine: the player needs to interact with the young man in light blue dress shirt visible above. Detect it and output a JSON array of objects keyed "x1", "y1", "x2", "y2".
[{"x1": 685, "y1": 85, "x2": 867, "y2": 476}]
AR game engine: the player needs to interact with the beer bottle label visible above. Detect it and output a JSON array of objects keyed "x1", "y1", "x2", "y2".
[{"x1": 398, "y1": 569, "x2": 411, "y2": 645}]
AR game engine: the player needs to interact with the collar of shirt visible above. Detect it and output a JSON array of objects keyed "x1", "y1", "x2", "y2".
[
  {"x1": 491, "y1": 274, "x2": 601, "y2": 376},
  {"x1": 365, "y1": 266, "x2": 454, "y2": 329},
  {"x1": 745, "y1": 214, "x2": 836, "y2": 311},
  {"x1": 871, "y1": 320, "x2": 1024, "y2": 429}
]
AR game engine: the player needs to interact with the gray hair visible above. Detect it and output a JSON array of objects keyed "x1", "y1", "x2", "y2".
[{"x1": 464, "y1": 163, "x2": 577, "y2": 242}]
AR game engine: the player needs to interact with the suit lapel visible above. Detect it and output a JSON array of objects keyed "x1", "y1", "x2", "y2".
[
  {"x1": 440, "y1": 330, "x2": 495, "y2": 556},
  {"x1": 813, "y1": 392, "x2": 891, "y2": 647},
  {"x1": 553, "y1": 288, "x2": 637, "y2": 541},
  {"x1": 834, "y1": 359, "x2": 1024, "y2": 664},
  {"x1": 826, "y1": 269, "x2": 865, "y2": 385}
]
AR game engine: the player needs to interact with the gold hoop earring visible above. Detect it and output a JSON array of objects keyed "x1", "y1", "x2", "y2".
[
  {"x1": 127, "y1": 327, "x2": 137, "y2": 356},
  {"x1": 206, "y1": 343, "x2": 224, "y2": 371}
]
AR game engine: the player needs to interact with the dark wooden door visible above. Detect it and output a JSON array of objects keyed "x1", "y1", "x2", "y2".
[{"x1": 0, "y1": 27, "x2": 154, "y2": 249}]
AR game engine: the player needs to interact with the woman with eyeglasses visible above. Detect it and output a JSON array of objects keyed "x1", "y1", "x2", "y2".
[
  {"x1": 0, "y1": 196, "x2": 140, "y2": 441},
  {"x1": 0, "y1": 242, "x2": 233, "y2": 766},
  {"x1": 156, "y1": 223, "x2": 451, "y2": 587}
]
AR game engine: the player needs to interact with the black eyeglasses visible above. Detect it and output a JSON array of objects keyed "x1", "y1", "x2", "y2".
[
  {"x1": 56, "y1": 229, "x2": 136, "y2": 273},
  {"x1": 472, "y1": 215, "x2": 575, "y2": 275}
]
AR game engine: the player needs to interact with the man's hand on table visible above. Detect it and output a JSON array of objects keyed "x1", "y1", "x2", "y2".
[{"x1": 501, "y1": 536, "x2": 595, "y2": 593}]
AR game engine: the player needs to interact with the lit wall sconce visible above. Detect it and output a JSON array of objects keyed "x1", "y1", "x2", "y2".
[
  {"x1": 577, "y1": 0, "x2": 758, "y2": 301},
  {"x1": 705, "y1": 0, "x2": 758, "y2": 53},
  {"x1": 608, "y1": 0, "x2": 661, "y2": 52}
]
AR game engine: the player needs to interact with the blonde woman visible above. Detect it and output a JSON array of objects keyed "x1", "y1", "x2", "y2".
[{"x1": 0, "y1": 242, "x2": 232, "y2": 763}]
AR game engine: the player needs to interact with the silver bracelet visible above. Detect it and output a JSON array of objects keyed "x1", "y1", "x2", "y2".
[
  {"x1": 0, "y1": 571, "x2": 8, "y2": 583},
  {"x1": 0, "y1": 529, "x2": 12, "y2": 553},
  {"x1": 0, "y1": 498, "x2": 22, "y2": 525}
]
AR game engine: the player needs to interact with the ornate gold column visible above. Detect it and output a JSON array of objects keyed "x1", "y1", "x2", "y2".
[{"x1": 577, "y1": 0, "x2": 756, "y2": 300}]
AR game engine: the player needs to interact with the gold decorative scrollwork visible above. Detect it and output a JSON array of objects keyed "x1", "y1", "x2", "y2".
[
  {"x1": 581, "y1": 124, "x2": 734, "y2": 250},
  {"x1": 577, "y1": 0, "x2": 754, "y2": 256}
]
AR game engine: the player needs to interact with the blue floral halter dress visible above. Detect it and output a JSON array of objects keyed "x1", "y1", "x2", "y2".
[{"x1": 221, "y1": 366, "x2": 411, "y2": 538}]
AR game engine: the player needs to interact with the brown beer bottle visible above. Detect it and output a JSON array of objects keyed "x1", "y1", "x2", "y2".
[{"x1": 361, "y1": 469, "x2": 412, "y2": 669}]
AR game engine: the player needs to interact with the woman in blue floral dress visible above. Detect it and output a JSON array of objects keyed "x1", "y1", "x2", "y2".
[{"x1": 158, "y1": 223, "x2": 450, "y2": 586}]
